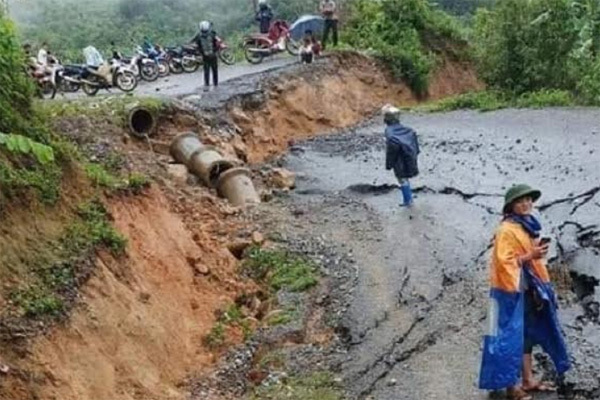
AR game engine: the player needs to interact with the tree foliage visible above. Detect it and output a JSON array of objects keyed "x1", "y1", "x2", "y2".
[
  {"x1": 0, "y1": 10, "x2": 35, "y2": 136},
  {"x1": 474, "y1": 0, "x2": 600, "y2": 102},
  {"x1": 343, "y1": 0, "x2": 466, "y2": 96}
]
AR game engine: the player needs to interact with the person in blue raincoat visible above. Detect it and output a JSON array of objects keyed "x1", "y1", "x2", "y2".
[
  {"x1": 479, "y1": 184, "x2": 570, "y2": 400},
  {"x1": 383, "y1": 105, "x2": 419, "y2": 206}
]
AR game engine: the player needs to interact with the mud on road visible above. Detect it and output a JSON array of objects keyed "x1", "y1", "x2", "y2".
[{"x1": 266, "y1": 109, "x2": 600, "y2": 400}]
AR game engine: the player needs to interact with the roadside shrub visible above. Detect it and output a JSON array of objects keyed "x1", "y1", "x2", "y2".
[
  {"x1": 0, "y1": 11, "x2": 35, "y2": 136},
  {"x1": 343, "y1": 0, "x2": 465, "y2": 96},
  {"x1": 242, "y1": 247, "x2": 318, "y2": 293}
]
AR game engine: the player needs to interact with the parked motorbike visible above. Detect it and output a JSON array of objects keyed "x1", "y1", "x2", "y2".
[
  {"x1": 55, "y1": 64, "x2": 84, "y2": 94},
  {"x1": 180, "y1": 44, "x2": 202, "y2": 73},
  {"x1": 29, "y1": 56, "x2": 62, "y2": 99},
  {"x1": 216, "y1": 36, "x2": 236, "y2": 65},
  {"x1": 129, "y1": 46, "x2": 161, "y2": 82},
  {"x1": 164, "y1": 46, "x2": 185, "y2": 74},
  {"x1": 243, "y1": 20, "x2": 299, "y2": 64},
  {"x1": 81, "y1": 60, "x2": 138, "y2": 96},
  {"x1": 147, "y1": 45, "x2": 170, "y2": 77}
]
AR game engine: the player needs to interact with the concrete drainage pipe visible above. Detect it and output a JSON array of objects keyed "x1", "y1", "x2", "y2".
[
  {"x1": 127, "y1": 105, "x2": 157, "y2": 138},
  {"x1": 189, "y1": 147, "x2": 236, "y2": 187},
  {"x1": 170, "y1": 132, "x2": 205, "y2": 164},
  {"x1": 170, "y1": 132, "x2": 260, "y2": 207},
  {"x1": 216, "y1": 167, "x2": 260, "y2": 207}
]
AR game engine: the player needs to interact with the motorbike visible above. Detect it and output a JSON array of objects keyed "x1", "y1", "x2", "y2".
[
  {"x1": 180, "y1": 44, "x2": 203, "y2": 73},
  {"x1": 216, "y1": 36, "x2": 236, "y2": 65},
  {"x1": 81, "y1": 59, "x2": 138, "y2": 96},
  {"x1": 147, "y1": 45, "x2": 170, "y2": 77},
  {"x1": 165, "y1": 36, "x2": 235, "y2": 73},
  {"x1": 164, "y1": 46, "x2": 185, "y2": 74},
  {"x1": 124, "y1": 46, "x2": 161, "y2": 82},
  {"x1": 243, "y1": 20, "x2": 299, "y2": 64},
  {"x1": 55, "y1": 64, "x2": 84, "y2": 94},
  {"x1": 29, "y1": 56, "x2": 62, "y2": 99}
]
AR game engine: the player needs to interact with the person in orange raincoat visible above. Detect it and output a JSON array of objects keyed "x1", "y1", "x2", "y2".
[{"x1": 479, "y1": 184, "x2": 570, "y2": 400}]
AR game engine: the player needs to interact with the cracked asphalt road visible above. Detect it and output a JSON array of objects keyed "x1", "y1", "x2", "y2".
[{"x1": 281, "y1": 109, "x2": 600, "y2": 399}]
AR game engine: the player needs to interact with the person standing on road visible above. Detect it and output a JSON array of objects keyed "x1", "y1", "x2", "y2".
[
  {"x1": 255, "y1": 0, "x2": 274, "y2": 34},
  {"x1": 320, "y1": 0, "x2": 338, "y2": 50},
  {"x1": 192, "y1": 21, "x2": 219, "y2": 91},
  {"x1": 383, "y1": 105, "x2": 419, "y2": 207},
  {"x1": 479, "y1": 184, "x2": 570, "y2": 400}
]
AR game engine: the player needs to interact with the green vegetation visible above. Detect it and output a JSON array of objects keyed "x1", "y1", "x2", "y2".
[
  {"x1": 204, "y1": 322, "x2": 226, "y2": 348},
  {"x1": 203, "y1": 303, "x2": 253, "y2": 348},
  {"x1": 243, "y1": 247, "x2": 318, "y2": 293},
  {"x1": 64, "y1": 200, "x2": 127, "y2": 256},
  {"x1": 471, "y1": 0, "x2": 600, "y2": 105},
  {"x1": 10, "y1": 199, "x2": 126, "y2": 317},
  {"x1": 343, "y1": 0, "x2": 466, "y2": 96},
  {"x1": 11, "y1": 285, "x2": 64, "y2": 317},
  {"x1": 421, "y1": 89, "x2": 575, "y2": 112},
  {"x1": 251, "y1": 372, "x2": 343, "y2": 400},
  {"x1": 266, "y1": 309, "x2": 295, "y2": 326}
]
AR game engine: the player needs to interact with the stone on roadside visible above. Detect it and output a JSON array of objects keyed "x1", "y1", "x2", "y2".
[
  {"x1": 251, "y1": 231, "x2": 265, "y2": 245},
  {"x1": 167, "y1": 164, "x2": 190, "y2": 185},
  {"x1": 270, "y1": 168, "x2": 296, "y2": 190}
]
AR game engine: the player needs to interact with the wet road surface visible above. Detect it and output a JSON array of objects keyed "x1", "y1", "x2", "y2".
[{"x1": 282, "y1": 109, "x2": 600, "y2": 399}]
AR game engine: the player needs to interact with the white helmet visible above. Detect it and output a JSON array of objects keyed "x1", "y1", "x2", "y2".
[
  {"x1": 258, "y1": 0, "x2": 267, "y2": 4},
  {"x1": 382, "y1": 104, "x2": 400, "y2": 124},
  {"x1": 199, "y1": 21, "x2": 211, "y2": 32}
]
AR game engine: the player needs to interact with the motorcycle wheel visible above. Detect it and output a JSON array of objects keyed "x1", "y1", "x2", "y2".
[
  {"x1": 169, "y1": 59, "x2": 184, "y2": 74},
  {"x1": 286, "y1": 39, "x2": 300, "y2": 56},
  {"x1": 182, "y1": 57, "x2": 200, "y2": 73},
  {"x1": 39, "y1": 81, "x2": 57, "y2": 100},
  {"x1": 140, "y1": 63, "x2": 159, "y2": 81},
  {"x1": 82, "y1": 75, "x2": 100, "y2": 96},
  {"x1": 59, "y1": 80, "x2": 81, "y2": 93},
  {"x1": 157, "y1": 59, "x2": 170, "y2": 77},
  {"x1": 244, "y1": 42, "x2": 265, "y2": 65},
  {"x1": 219, "y1": 48, "x2": 236, "y2": 65},
  {"x1": 116, "y1": 71, "x2": 138, "y2": 92}
]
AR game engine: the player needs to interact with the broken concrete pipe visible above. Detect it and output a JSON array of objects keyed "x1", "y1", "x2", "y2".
[
  {"x1": 126, "y1": 104, "x2": 157, "y2": 139},
  {"x1": 170, "y1": 132, "x2": 260, "y2": 207},
  {"x1": 189, "y1": 146, "x2": 236, "y2": 187},
  {"x1": 217, "y1": 167, "x2": 261, "y2": 207},
  {"x1": 170, "y1": 132, "x2": 204, "y2": 165}
]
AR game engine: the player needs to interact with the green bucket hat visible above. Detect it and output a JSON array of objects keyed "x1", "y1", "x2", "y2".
[{"x1": 503, "y1": 184, "x2": 542, "y2": 214}]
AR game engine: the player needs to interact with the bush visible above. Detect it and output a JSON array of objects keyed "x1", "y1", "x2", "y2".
[
  {"x1": 343, "y1": 0, "x2": 466, "y2": 96},
  {"x1": 473, "y1": 0, "x2": 600, "y2": 98},
  {"x1": 0, "y1": 11, "x2": 35, "y2": 136},
  {"x1": 242, "y1": 247, "x2": 318, "y2": 293},
  {"x1": 422, "y1": 88, "x2": 575, "y2": 112}
]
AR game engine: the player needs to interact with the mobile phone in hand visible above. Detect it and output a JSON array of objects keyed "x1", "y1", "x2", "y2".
[{"x1": 540, "y1": 237, "x2": 552, "y2": 245}]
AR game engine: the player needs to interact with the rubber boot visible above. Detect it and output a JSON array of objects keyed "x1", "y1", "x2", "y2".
[{"x1": 400, "y1": 182, "x2": 413, "y2": 207}]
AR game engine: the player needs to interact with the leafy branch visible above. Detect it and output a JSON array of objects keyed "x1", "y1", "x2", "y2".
[{"x1": 0, "y1": 132, "x2": 55, "y2": 164}]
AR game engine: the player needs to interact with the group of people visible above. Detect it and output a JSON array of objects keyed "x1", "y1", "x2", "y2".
[
  {"x1": 23, "y1": 42, "x2": 56, "y2": 78},
  {"x1": 382, "y1": 107, "x2": 570, "y2": 400}
]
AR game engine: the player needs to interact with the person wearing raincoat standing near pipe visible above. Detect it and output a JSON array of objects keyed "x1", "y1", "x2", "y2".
[
  {"x1": 479, "y1": 184, "x2": 570, "y2": 400},
  {"x1": 383, "y1": 105, "x2": 419, "y2": 207}
]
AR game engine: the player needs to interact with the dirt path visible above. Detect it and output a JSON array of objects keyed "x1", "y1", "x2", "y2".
[{"x1": 277, "y1": 109, "x2": 600, "y2": 399}]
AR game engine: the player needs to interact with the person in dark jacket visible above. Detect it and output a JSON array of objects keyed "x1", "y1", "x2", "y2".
[
  {"x1": 383, "y1": 105, "x2": 420, "y2": 206},
  {"x1": 255, "y1": 0, "x2": 274, "y2": 34},
  {"x1": 192, "y1": 21, "x2": 219, "y2": 90}
]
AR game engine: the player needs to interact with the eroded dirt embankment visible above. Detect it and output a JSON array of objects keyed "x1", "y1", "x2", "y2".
[
  {"x1": 180, "y1": 52, "x2": 482, "y2": 164},
  {"x1": 0, "y1": 52, "x2": 482, "y2": 400}
]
